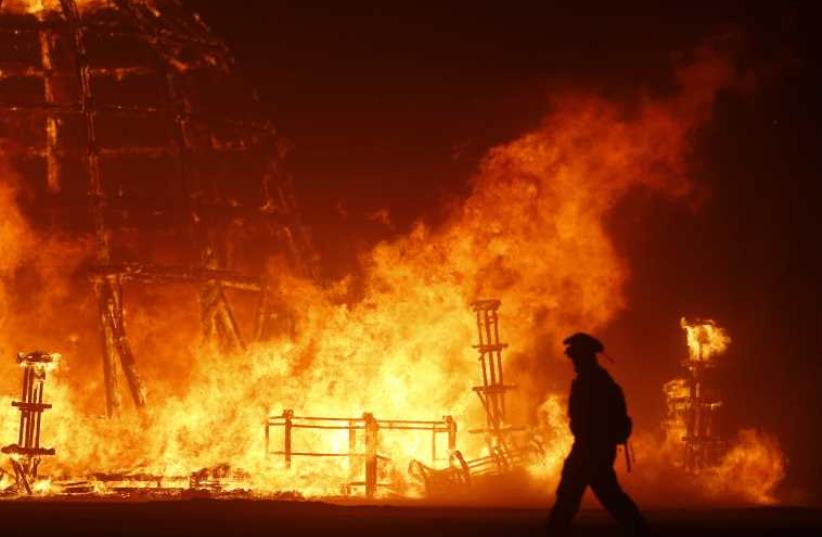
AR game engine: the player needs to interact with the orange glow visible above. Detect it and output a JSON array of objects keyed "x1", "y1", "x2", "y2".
[{"x1": 0, "y1": 25, "x2": 786, "y2": 505}]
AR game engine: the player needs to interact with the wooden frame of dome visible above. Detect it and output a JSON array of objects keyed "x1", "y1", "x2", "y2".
[{"x1": 0, "y1": 0, "x2": 316, "y2": 417}]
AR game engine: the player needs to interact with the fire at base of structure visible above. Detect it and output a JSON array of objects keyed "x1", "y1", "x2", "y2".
[
  {"x1": 1, "y1": 300, "x2": 550, "y2": 498},
  {"x1": 263, "y1": 300, "x2": 544, "y2": 498}
]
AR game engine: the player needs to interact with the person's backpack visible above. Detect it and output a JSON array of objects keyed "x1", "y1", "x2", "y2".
[
  {"x1": 615, "y1": 413, "x2": 633, "y2": 444},
  {"x1": 603, "y1": 375, "x2": 634, "y2": 471},
  {"x1": 609, "y1": 382, "x2": 633, "y2": 445}
]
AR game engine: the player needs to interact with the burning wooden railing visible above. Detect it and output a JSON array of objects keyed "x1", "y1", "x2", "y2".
[
  {"x1": 409, "y1": 440, "x2": 547, "y2": 497},
  {"x1": 265, "y1": 410, "x2": 456, "y2": 498}
]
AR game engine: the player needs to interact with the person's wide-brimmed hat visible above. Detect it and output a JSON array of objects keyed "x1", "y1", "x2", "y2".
[{"x1": 562, "y1": 332, "x2": 604, "y2": 354}]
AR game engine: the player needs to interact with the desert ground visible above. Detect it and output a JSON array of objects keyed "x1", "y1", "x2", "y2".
[{"x1": 2, "y1": 499, "x2": 821, "y2": 537}]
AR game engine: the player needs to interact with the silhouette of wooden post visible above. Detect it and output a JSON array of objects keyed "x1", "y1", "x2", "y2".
[
  {"x1": 445, "y1": 416, "x2": 457, "y2": 452},
  {"x1": 283, "y1": 409, "x2": 294, "y2": 469},
  {"x1": 433, "y1": 415, "x2": 457, "y2": 464},
  {"x1": 363, "y1": 413, "x2": 379, "y2": 498},
  {"x1": 264, "y1": 416, "x2": 270, "y2": 455},
  {"x1": 348, "y1": 419, "x2": 359, "y2": 480}
]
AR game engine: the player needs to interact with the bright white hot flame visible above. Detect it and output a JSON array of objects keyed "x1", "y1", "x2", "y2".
[{"x1": 680, "y1": 317, "x2": 730, "y2": 363}]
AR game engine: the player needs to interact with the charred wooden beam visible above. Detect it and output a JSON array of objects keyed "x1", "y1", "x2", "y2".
[
  {"x1": 89, "y1": 263, "x2": 262, "y2": 291},
  {"x1": 93, "y1": 274, "x2": 147, "y2": 415},
  {"x1": 0, "y1": 19, "x2": 234, "y2": 62},
  {"x1": 200, "y1": 279, "x2": 246, "y2": 353},
  {"x1": 14, "y1": 142, "x2": 282, "y2": 161},
  {"x1": 0, "y1": 103, "x2": 82, "y2": 113},
  {"x1": 0, "y1": 64, "x2": 45, "y2": 77},
  {"x1": 0, "y1": 102, "x2": 276, "y2": 134},
  {"x1": 0, "y1": 64, "x2": 155, "y2": 78},
  {"x1": 60, "y1": 0, "x2": 110, "y2": 264},
  {"x1": 38, "y1": 27, "x2": 60, "y2": 193},
  {"x1": 98, "y1": 146, "x2": 173, "y2": 158}
]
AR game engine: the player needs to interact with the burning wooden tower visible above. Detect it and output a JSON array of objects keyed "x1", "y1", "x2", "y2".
[
  {"x1": 1, "y1": 351, "x2": 57, "y2": 494},
  {"x1": 469, "y1": 299, "x2": 517, "y2": 447},
  {"x1": 665, "y1": 318, "x2": 728, "y2": 470},
  {"x1": 0, "y1": 0, "x2": 316, "y2": 416}
]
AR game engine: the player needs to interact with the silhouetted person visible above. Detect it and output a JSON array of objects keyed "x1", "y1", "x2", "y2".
[{"x1": 547, "y1": 333, "x2": 649, "y2": 536}]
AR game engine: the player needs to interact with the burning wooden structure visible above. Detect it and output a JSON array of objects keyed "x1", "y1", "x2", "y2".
[
  {"x1": 266, "y1": 410, "x2": 457, "y2": 498},
  {"x1": 408, "y1": 300, "x2": 544, "y2": 497},
  {"x1": 665, "y1": 318, "x2": 728, "y2": 470},
  {"x1": 1, "y1": 351, "x2": 57, "y2": 495},
  {"x1": 263, "y1": 300, "x2": 546, "y2": 498},
  {"x1": 0, "y1": 0, "x2": 315, "y2": 417},
  {"x1": 469, "y1": 299, "x2": 520, "y2": 447}
]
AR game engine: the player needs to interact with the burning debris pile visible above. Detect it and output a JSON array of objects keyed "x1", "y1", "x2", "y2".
[{"x1": 0, "y1": 2, "x2": 787, "y2": 505}]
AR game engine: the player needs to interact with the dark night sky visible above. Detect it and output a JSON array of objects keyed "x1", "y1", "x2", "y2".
[{"x1": 182, "y1": 2, "x2": 822, "y2": 504}]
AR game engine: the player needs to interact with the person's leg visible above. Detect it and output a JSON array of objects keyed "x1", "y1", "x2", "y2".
[
  {"x1": 547, "y1": 447, "x2": 588, "y2": 535},
  {"x1": 589, "y1": 457, "x2": 649, "y2": 536}
]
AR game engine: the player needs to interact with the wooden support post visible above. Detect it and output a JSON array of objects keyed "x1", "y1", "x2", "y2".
[
  {"x1": 38, "y1": 28, "x2": 61, "y2": 193},
  {"x1": 60, "y1": 0, "x2": 110, "y2": 262},
  {"x1": 94, "y1": 276, "x2": 121, "y2": 417},
  {"x1": 201, "y1": 276, "x2": 246, "y2": 353},
  {"x1": 254, "y1": 284, "x2": 271, "y2": 342},
  {"x1": 10, "y1": 460, "x2": 32, "y2": 495},
  {"x1": 431, "y1": 426, "x2": 436, "y2": 465},
  {"x1": 348, "y1": 419, "x2": 358, "y2": 479},
  {"x1": 215, "y1": 286, "x2": 246, "y2": 351},
  {"x1": 283, "y1": 409, "x2": 294, "y2": 469},
  {"x1": 363, "y1": 413, "x2": 379, "y2": 498},
  {"x1": 446, "y1": 415, "x2": 457, "y2": 452},
  {"x1": 97, "y1": 275, "x2": 147, "y2": 413},
  {"x1": 264, "y1": 419, "x2": 270, "y2": 455}
]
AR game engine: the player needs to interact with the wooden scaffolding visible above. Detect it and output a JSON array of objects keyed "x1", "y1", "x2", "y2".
[{"x1": 0, "y1": 1, "x2": 316, "y2": 416}]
